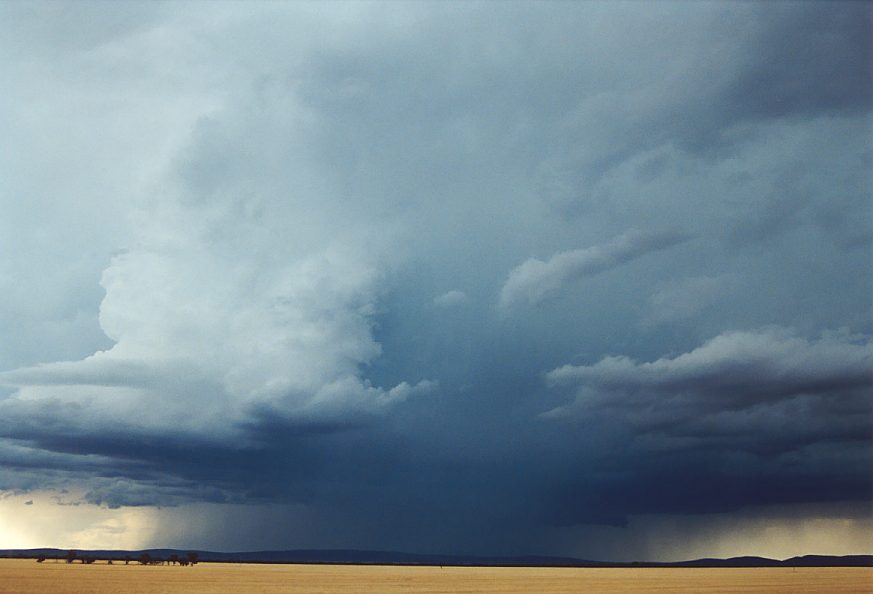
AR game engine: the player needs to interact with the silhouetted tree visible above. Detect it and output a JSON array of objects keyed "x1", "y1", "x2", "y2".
[
  {"x1": 139, "y1": 553, "x2": 151, "y2": 565},
  {"x1": 186, "y1": 551, "x2": 199, "y2": 566},
  {"x1": 169, "y1": 554, "x2": 179, "y2": 565},
  {"x1": 124, "y1": 555, "x2": 132, "y2": 565},
  {"x1": 36, "y1": 556, "x2": 45, "y2": 563},
  {"x1": 66, "y1": 550, "x2": 77, "y2": 564}
]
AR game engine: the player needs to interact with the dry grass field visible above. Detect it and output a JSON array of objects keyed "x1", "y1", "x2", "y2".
[{"x1": 0, "y1": 558, "x2": 871, "y2": 593}]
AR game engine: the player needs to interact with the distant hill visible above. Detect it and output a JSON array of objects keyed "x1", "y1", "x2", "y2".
[{"x1": 1, "y1": 548, "x2": 871, "y2": 568}]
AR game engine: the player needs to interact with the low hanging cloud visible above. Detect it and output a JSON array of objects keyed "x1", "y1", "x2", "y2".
[
  {"x1": 544, "y1": 328, "x2": 873, "y2": 450},
  {"x1": 499, "y1": 229, "x2": 690, "y2": 309}
]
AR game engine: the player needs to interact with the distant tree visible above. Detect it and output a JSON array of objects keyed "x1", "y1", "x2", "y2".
[
  {"x1": 36, "y1": 556, "x2": 45, "y2": 563},
  {"x1": 186, "y1": 552, "x2": 199, "y2": 566},
  {"x1": 169, "y1": 554, "x2": 179, "y2": 565},
  {"x1": 124, "y1": 555, "x2": 132, "y2": 565},
  {"x1": 139, "y1": 552, "x2": 151, "y2": 565},
  {"x1": 107, "y1": 559, "x2": 113, "y2": 565},
  {"x1": 66, "y1": 550, "x2": 77, "y2": 564}
]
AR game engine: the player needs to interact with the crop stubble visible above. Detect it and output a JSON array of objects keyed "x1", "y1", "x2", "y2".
[{"x1": 0, "y1": 559, "x2": 871, "y2": 593}]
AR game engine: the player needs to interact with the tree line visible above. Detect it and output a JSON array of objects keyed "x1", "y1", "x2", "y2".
[{"x1": 34, "y1": 551, "x2": 199, "y2": 566}]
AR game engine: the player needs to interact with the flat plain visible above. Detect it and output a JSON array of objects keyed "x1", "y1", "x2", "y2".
[{"x1": 1, "y1": 558, "x2": 871, "y2": 593}]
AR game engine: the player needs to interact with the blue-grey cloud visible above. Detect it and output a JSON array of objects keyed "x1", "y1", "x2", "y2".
[
  {"x1": 644, "y1": 274, "x2": 735, "y2": 326},
  {"x1": 433, "y1": 290, "x2": 468, "y2": 308},
  {"x1": 545, "y1": 328, "x2": 872, "y2": 447},
  {"x1": 499, "y1": 229, "x2": 690, "y2": 308}
]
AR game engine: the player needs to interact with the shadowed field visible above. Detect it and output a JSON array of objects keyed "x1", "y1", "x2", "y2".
[{"x1": 1, "y1": 559, "x2": 871, "y2": 593}]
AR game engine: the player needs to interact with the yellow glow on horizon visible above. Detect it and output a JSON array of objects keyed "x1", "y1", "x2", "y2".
[
  {"x1": 560, "y1": 502, "x2": 873, "y2": 562},
  {"x1": 2, "y1": 490, "x2": 871, "y2": 561},
  {"x1": 0, "y1": 491, "x2": 158, "y2": 550},
  {"x1": 690, "y1": 514, "x2": 873, "y2": 560}
]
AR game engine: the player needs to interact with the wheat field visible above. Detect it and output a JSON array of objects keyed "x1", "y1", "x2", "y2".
[{"x1": 1, "y1": 558, "x2": 871, "y2": 593}]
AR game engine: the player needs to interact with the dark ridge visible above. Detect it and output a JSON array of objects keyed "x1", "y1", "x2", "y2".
[
  {"x1": 783, "y1": 555, "x2": 873, "y2": 567},
  {"x1": 1, "y1": 548, "x2": 871, "y2": 568}
]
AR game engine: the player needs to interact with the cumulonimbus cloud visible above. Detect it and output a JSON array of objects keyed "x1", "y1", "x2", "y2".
[
  {"x1": 498, "y1": 229, "x2": 690, "y2": 309},
  {"x1": 0, "y1": 96, "x2": 437, "y2": 448},
  {"x1": 0, "y1": 238, "x2": 436, "y2": 443}
]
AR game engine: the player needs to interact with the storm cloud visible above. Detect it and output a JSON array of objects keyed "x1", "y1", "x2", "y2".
[
  {"x1": 545, "y1": 328, "x2": 872, "y2": 446},
  {"x1": 0, "y1": 1, "x2": 870, "y2": 559}
]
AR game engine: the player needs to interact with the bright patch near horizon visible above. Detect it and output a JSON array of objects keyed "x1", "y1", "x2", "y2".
[{"x1": 0, "y1": 492, "x2": 156, "y2": 550}]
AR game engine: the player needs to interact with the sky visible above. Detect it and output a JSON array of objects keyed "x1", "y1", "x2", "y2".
[{"x1": 0, "y1": 1, "x2": 871, "y2": 562}]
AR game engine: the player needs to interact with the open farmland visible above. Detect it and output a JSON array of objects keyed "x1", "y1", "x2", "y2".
[{"x1": 0, "y1": 559, "x2": 871, "y2": 593}]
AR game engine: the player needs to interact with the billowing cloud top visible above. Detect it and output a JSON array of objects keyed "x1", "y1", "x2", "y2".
[
  {"x1": 0, "y1": 153, "x2": 436, "y2": 441},
  {"x1": 0, "y1": 0, "x2": 870, "y2": 558}
]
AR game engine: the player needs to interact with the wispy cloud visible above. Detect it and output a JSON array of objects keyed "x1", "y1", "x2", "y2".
[
  {"x1": 499, "y1": 229, "x2": 690, "y2": 309},
  {"x1": 433, "y1": 290, "x2": 468, "y2": 308}
]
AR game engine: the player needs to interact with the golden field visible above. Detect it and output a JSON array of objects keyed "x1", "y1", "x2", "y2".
[{"x1": 0, "y1": 558, "x2": 871, "y2": 593}]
